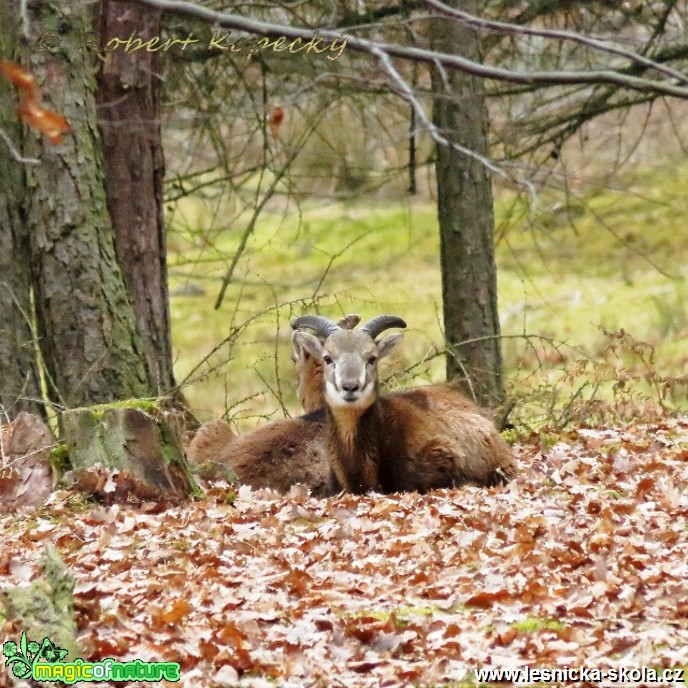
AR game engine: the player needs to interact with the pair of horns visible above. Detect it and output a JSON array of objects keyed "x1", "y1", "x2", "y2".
[{"x1": 291, "y1": 314, "x2": 407, "y2": 339}]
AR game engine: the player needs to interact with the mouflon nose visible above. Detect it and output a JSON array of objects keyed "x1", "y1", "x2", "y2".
[{"x1": 342, "y1": 383, "x2": 360, "y2": 393}]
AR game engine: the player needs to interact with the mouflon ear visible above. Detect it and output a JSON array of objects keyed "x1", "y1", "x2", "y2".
[
  {"x1": 291, "y1": 334, "x2": 310, "y2": 362},
  {"x1": 376, "y1": 333, "x2": 403, "y2": 360},
  {"x1": 291, "y1": 330, "x2": 324, "y2": 361}
]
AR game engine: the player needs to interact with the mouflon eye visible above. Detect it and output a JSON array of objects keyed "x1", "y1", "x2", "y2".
[
  {"x1": 323, "y1": 355, "x2": 333, "y2": 365},
  {"x1": 367, "y1": 356, "x2": 377, "y2": 365}
]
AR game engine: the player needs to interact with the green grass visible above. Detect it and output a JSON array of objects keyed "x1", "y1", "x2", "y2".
[
  {"x1": 338, "y1": 604, "x2": 447, "y2": 628},
  {"x1": 166, "y1": 161, "x2": 688, "y2": 429},
  {"x1": 511, "y1": 618, "x2": 565, "y2": 633}
]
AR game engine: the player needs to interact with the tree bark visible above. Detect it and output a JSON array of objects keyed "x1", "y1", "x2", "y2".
[
  {"x1": 0, "y1": 4, "x2": 43, "y2": 419},
  {"x1": 430, "y1": 1, "x2": 504, "y2": 407},
  {"x1": 22, "y1": 0, "x2": 152, "y2": 408},
  {"x1": 95, "y1": 0, "x2": 176, "y2": 394}
]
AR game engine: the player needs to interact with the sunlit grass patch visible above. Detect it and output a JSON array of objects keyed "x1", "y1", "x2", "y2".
[{"x1": 166, "y1": 162, "x2": 688, "y2": 428}]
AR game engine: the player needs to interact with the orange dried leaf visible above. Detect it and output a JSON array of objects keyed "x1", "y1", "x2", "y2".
[
  {"x1": 1, "y1": 60, "x2": 69, "y2": 144},
  {"x1": 160, "y1": 597, "x2": 194, "y2": 624},
  {"x1": 269, "y1": 105, "x2": 284, "y2": 137},
  {"x1": 465, "y1": 588, "x2": 511, "y2": 608},
  {"x1": 0, "y1": 61, "x2": 36, "y2": 93},
  {"x1": 18, "y1": 100, "x2": 70, "y2": 144},
  {"x1": 216, "y1": 622, "x2": 246, "y2": 647}
]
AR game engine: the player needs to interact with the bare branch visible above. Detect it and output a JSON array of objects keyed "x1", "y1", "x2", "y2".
[
  {"x1": 371, "y1": 46, "x2": 536, "y2": 199},
  {"x1": 19, "y1": 0, "x2": 30, "y2": 39},
  {"x1": 424, "y1": 0, "x2": 688, "y2": 86},
  {"x1": 213, "y1": 108, "x2": 327, "y2": 310},
  {"x1": 132, "y1": 0, "x2": 688, "y2": 100}
]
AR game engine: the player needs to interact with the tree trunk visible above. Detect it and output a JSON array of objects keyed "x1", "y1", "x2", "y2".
[
  {"x1": 430, "y1": 1, "x2": 504, "y2": 408},
  {"x1": 22, "y1": 0, "x2": 152, "y2": 408},
  {"x1": 95, "y1": 0, "x2": 176, "y2": 394},
  {"x1": 0, "y1": 5, "x2": 43, "y2": 419}
]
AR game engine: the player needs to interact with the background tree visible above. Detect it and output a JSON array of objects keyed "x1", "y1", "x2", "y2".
[
  {"x1": 0, "y1": 5, "x2": 42, "y2": 419},
  {"x1": 96, "y1": 0, "x2": 177, "y2": 395},
  {"x1": 430, "y1": 0, "x2": 504, "y2": 406},
  {"x1": 6, "y1": 0, "x2": 152, "y2": 410}
]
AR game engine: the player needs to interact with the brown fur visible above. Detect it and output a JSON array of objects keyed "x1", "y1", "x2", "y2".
[
  {"x1": 328, "y1": 404, "x2": 380, "y2": 492},
  {"x1": 187, "y1": 385, "x2": 515, "y2": 497},
  {"x1": 187, "y1": 412, "x2": 330, "y2": 496},
  {"x1": 187, "y1": 317, "x2": 361, "y2": 496},
  {"x1": 295, "y1": 352, "x2": 324, "y2": 414},
  {"x1": 325, "y1": 384, "x2": 516, "y2": 495},
  {"x1": 292, "y1": 320, "x2": 517, "y2": 496},
  {"x1": 189, "y1": 314, "x2": 516, "y2": 498}
]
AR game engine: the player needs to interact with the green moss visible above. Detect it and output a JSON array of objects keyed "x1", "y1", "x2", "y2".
[
  {"x1": 49, "y1": 444, "x2": 71, "y2": 474},
  {"x1": 171, "y1": 538, "x2": 191, "y2": 552},
  {"x1": 62, "y1": 401, "x2": 202, "y2": 499},
  {"x1": 538, "y1": 433, "x2": 561, "y2": 451},
  {"x1": 86, "y1": 398, "x2": 160, "y2": 421},
  {"x1": 598, "y1": 487, "x2": 623, "y2": 499},
  {"x1": 500, "y1": 428, "x2": 519, "y2": 444},
  {"x1": 1, "y1": 545, "x2": 80, "y2": 661},
  {"x1": 287, "y1": 516, "x2": 328, "y2": 531},
  {"x1": 340, "y1": 604, "x2": 446, "y2": 627}
]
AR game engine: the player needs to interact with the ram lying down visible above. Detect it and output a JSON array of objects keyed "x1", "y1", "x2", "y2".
[{"x1": 187, "y1": 314, "x2": 516, "y2": 496}]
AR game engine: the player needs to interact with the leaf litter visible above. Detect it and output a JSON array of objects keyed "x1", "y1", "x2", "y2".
[{"x1": 2, "y1": 414, "x2": 688, "y2": 687}]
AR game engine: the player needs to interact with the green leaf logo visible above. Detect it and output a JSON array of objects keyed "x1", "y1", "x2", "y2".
[
  {"x1": 2, "y1": 632, "x2": 67, "y2": 680},
  {"x1": 38, "y1": 637, "x2": 68, "y2": 664},
  {"x1": 3, "y1": 633, "x2": 32, "y2": 678}
]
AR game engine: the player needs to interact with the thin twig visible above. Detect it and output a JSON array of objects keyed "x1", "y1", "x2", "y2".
[
  {"x1": 19, "y1": 0, "x2": 30, "y2": 39},
  {"x1": 424, "y1": 0, "x2": 688, "y2": 87},
  {"x1": 0, "y1": 128, "x2": 39, "y2": 165},
  {"x1": 372, "y1": 46, "x2": 537, "y2": 200}
]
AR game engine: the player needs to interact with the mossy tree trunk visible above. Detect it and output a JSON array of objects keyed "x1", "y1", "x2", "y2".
[
  {"x1": 22, "y1": 0, "x2": 152, "y2": 408},
  {"x1": 95, "y1": 0, "x2": 176, "y2": 394},
  {"x1": 430, "y1": 0, "x2": 504, "y2": 408},
  {"x1": 0, "y1": 3, "x2": 43, "y2": 419}
]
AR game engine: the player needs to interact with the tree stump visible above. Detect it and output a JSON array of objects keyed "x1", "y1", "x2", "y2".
[{"x1": 61, "y1": 401, "x2": 200, "y2": 503}]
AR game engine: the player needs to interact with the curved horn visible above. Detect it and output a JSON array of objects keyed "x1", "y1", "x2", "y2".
[
  {"x1": 291, "y1": 314, "x2": 340, "y2": 338},
  {"x1": 360, "y1": 315, "x2": 407, "y2": 339}
]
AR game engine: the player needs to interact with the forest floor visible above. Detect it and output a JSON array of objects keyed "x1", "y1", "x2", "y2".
[{"x1": 2, "y1": 410, "x2": 688, "y2": 687}]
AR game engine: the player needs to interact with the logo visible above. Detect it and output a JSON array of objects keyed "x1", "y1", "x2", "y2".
[{"x1": 3, "y1": 632, "x2": 180, "y2": 684}]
